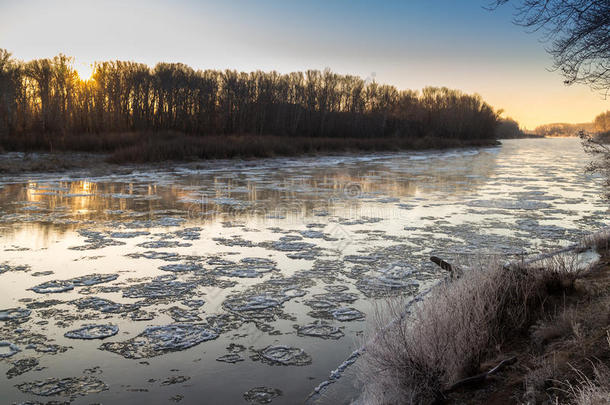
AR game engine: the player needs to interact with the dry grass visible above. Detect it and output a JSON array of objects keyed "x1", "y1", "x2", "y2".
[
  {"x1": 358, "y1": 243, "x2": 609, "y2": 405},
  {"x1": 359, "y1": 259, "x2": 559, "y2": 404},
  {"x1": 0, "y1": 130, "x2": 499, "y2": 163}
]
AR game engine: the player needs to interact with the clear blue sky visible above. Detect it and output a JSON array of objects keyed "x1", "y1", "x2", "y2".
[{"x1": 0, "y1": 0, "x2": 607, "y2": 128}]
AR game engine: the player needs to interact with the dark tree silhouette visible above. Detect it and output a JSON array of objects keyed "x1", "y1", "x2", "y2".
[
  {"x1": 493, "y1": 0, "x2": 610, "y2": 94},
  {"x1": 0, "y1": 51, "x2": 501, "y2": 151}
]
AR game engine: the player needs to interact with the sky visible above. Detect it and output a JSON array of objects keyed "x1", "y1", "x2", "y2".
[{"x1": 0, "y1": 0, "x2": 607, "y2": 129}]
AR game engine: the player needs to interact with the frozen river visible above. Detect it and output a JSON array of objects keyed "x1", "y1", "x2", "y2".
[{"x1": 0, "y1": 138, "x2": 607, "y2": 404}]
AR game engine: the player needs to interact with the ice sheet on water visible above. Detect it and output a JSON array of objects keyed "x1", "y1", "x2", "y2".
[
  {"x1": 64, "y1": 324, "x2": 119, "y2": 340},
  {"x1": 159, "y1": 263, "x2": 204, "y2": 273},
  {"x1": 243, "y1": 386, "x2": 283, "y2": 404},
  {"x1": 160, "y1": 375, "x2": 190, "y2": 386},
  {"x1": 71, "y1": 297, "x2": 128, "y2": 313},
  {"x1": 223, "y1": 295, "x2": 282, "y2": 321},
  {"x1": 30, "y1": 280, "x2": 74, "y2": 294},
  {"x1": 171, "y1": 227, "x2": 202, "y2": 240},
  {"x1": 304, "y1": 299, "x2": 337, "y2": 311},
  {"x1": 71, "y1": 273, "x2": 118, "y2": 286},
  {"x1": 254, "y1": 345, "x2": 312, "y2": 366},
  {"x1": 216, "y1": 353, "x2": 244, "y2": 363},
  {"x1": 356, "y1": 263, "x2": 420, "y2": 297},
  {"x1": 108, "y1": 231, "x2": 150, "y2": 239},
  {"x1": 466, "y1": 199, "x2": 551, "y2": 210},
  {"x1": 214, "y1": 257, "x2": 277, "y2": 278},
  {"x1": 137, "y1": 240, "x2": 192, "y2": 249},
  {"x1": 122, "y1": 277, "x2": 196, "y2": 299},
  {"x1": 126, "y1": 251, "x2": 182, "y2": 261},
  {"x1": 99, "y1": 324, "x2": 218, "y2": 359},
  {"x1": 16, "y1": 376, "x2": 108, "y2": 398},
  {"x1": 163, "y1": 306, "x2": 202, "y2": 322},
  {"x1": 213, "y1": 236, "x2": 256, "y2": 247},
  {"x1": 6, "y1": 357, "x2": 39, "y2": 379},
  {"x1": 0, "y1": 341, "x2": 21, "y2": 358},
  {"x1": 337, "y1": 216, "x2": 383, "y2": 225},
  {"x1": 269, "y1": 241, "x2": 316, "y2": 251},
  {"x1": 26, "y1": 299, "x2": 63, "y2": 309},
  {"x1": 296, "y1": 260, "x2": 344, "y2": 282},
  {"x1": 0, "y1": 308, "x2": 32, "y2": 321},
  {"x1": 343, "y1": 254, "x2": 380, "y2": 264},
  {"x1": 182, "y1": 299, "x2": 205, "y2": 308},
  {"x1": 296, "y1": 321, "x2": 344, "y2": 339},
  {"x1": 313, "y1": 292, "x2": 359, "y2": 304},
  {"x1": 31, "y1": 273, "x2": 118, "y2": 294},
  {"x1": 331, "y1": 307, "x2": 365, "y2": 322},
  {"x1": 324, "y1": 285, "x2": 349, "y2": 292},
  {"x1": 0, "y1": 262, "x2": 30, "y2": 274},
  {"x1": 69, "y1": 229, "x2": 126, "y2": 250}
]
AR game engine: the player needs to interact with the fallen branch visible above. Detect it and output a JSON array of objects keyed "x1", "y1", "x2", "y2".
[{"x1": 443, "y1": 356, "x2": 517, "y2": 394}]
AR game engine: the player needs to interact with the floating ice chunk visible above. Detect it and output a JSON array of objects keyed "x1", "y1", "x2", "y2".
[
  {"x1": 137, "y1": 240, "x2": 191, "y2": 249},
  {"x1": 30, "y1": 280, "x2": 74, "y2": 294},
  {"x1": 65, "y1": 324, "x2": 119, "y2": 340},
  {"x1": 159, "y1": 263, "x2": 203, "y2": 273},
  {"x1": 0, "y1": 341, "x2": 21, "y2": 358},
  {"x1": 256, "y1": 345, "x2": 312, "y2": 366},
  {"x1": 213, "y1": 237, "x2": 255, "y2": 247},
  {"x1": 343, "y1": 254, "x2": 379, "y2": 264},
  {"x1": 324, "y1": 285, "x2": 349, "y2": 293},
  {"x1": 243, "y1": 386, "x2": 283, "y2": 404},
  {"x1": 173, "y1": 227, "x2": 202, "y2": 240},
  {"x1": 16, "y1": 376, "x2": 108, "y2": 397},
  {"x1": 304, "y1": 299, "x2": 337, "y2": 310},
  {"x1": 182, "y1": 299, "x2": 205, "y2": 308},
  {"x1": 224, "y1": 295, "x2": 281, "y2": 313},
  {"x1": 299, "y1": 230, "x2": 325, "y2": 239},
  {"x1": 270, "y1": 241, "x2": 316, "y2": 251},
  {"x1": 100, "y1": 324, "x2": 218, "y2": 359},
  {"x1": 331, "y1": 307, "x2": 365, "y2": 322},
  {"x1": 6, "y1": 357, "x2": 39, "y2": 379},
  {"x1": 0, "y1": 263, "x2": 30, "y2": 274},
  {"x1": 123, "y1": 278, "x2": 196, "y2": 299},
  {"x1": 296, "y1": 321, "x2": 344, "y2": 340},
  {"x1": 71, "y1": 297, "x2": 125, "y2": 313},
  {"x1": 71, "y1": 273, "x2": 118, "y2": 286},
  {"x1": 164, "y1": 307, "x2": 202, "y2": 322},
  {"x1": 216, "y1": 353, "x2": 244, "y2": 363},
  {"x1": 313, "y1": 292, "x2": 359, "y2": 303},
  {"x1": 0, "y1": 307, "x2": 31, "y2": 321},
  {"x1": 109, "y1": 231, "x2": 150, "y2": 238},
  {"x1": 126, "y1": 251, "x2": 181, "y2": 261},
  {"x1": 31, "y1": 273, "x2": 118, "y2": 294},
  {"x1": 160, "y1": 375, "x2": 190, "y2": 386}
]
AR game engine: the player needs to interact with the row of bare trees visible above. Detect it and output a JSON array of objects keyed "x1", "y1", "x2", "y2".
[{"x1": 0, "y1": 50, "x2": 499, "y2": 141}]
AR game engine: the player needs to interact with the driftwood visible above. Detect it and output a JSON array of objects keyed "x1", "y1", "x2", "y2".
[
  {"x1": 443, "y1": 356, "x2": 517, "y2": 394},
  {"x1": 430, "y1": 256, "x2": 454, "y2": 272}
]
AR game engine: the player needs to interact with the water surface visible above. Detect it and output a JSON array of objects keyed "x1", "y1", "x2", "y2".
[{"x1": 0, "y1": 138, "x2": 607, "y2": 404}]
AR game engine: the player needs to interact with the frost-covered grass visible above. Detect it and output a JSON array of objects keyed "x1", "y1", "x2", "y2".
[{"x1": 358, "y1": 246, "x2": 606, "y2": 405}]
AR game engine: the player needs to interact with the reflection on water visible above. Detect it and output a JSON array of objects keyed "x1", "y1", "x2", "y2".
[{"x1": 0, "y1": 138, "x2": 607, "y2": 404}]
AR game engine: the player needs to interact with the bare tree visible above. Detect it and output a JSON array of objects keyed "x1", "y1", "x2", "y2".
[{"x1": 493, "y1": 0, "x2": 610, "y2": 95}]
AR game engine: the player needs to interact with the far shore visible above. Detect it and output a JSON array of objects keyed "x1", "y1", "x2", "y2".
[{"x1": 0, "y1": 133, "x2": 500, "y2": 174}]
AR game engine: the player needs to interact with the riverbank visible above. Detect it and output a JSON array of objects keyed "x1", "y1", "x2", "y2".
[
  {"x1": 0, "y1": 132, "x2": 499, "y2": 173},
  {"x1": 359, "y1": 236, "x2": 610, "y2": 405}
]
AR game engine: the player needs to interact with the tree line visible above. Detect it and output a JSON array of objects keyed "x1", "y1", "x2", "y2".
[{"x1": 0, "y1": 50, "x2": 500, "y2": 143}]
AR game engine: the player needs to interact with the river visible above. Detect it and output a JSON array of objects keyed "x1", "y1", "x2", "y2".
[{"x1": 0, "y1": 138, "x2": 607, "y2": 404}]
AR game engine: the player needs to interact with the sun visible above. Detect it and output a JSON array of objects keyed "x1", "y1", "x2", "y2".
[{"x1": 75, "y1": 61, "x2": 94, "y2": 81}]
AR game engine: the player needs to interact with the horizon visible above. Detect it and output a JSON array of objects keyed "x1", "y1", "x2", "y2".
[{"x1": 1, "y1": 0, "x2": 607, "y2": 130}]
